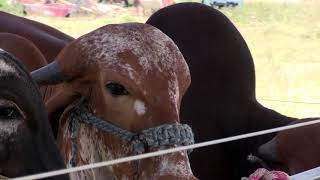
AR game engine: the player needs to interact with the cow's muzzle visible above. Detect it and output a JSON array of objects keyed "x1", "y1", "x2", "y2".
[{"x1": 67, "y1": 103, "x2": 194, "y2": 167}]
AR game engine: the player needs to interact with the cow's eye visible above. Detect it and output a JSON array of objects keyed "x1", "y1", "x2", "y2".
[
  {"x1": 0, "y1": 106, "x2": 21, "y2": 120},
  {"x1": 106, "y1": 82, "x2": 129, "y2": 96}
]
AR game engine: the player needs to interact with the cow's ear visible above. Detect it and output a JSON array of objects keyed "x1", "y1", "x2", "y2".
[{"x1": 258, "y1": 138, "x2": 279, "y2": 162}]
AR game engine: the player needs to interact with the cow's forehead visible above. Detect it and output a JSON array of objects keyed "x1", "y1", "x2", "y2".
[
  {"x1": 78, "y1": 23, "x2": 189, "y2": 79},
  {"x1": 0, "y1": 60, "x2": 17, "y2": 75},
  {"x1": 0, "y1": 49, "x2": 19, "y2": 77}
]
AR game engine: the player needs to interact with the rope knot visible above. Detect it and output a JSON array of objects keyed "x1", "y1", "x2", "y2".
[{"x1": 131, "y1": 134, "x2": 148, "y2": 155}]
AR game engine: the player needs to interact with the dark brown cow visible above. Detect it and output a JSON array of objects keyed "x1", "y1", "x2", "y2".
[
  {"x1": 0, "y1": 49, "x2": 68, "y2": 179},
  {"x1": 258, "y1": 118, "x2": 320, "y2": 175},
  {"x1": 0, "y1": 32, "x2": 51, "y2": 100},
  {"x1": 0, "y1": 33, "x2": 47, "y2": 71},
  {"x1": 0, "y1": 11, "x2": 73, "y2": 62},
  {"x1": 31, "y1": 23, "x2": 197, "y2": 180},
  {"x1": 146, "y1": 3, "x2": 318, "y2": 179}
]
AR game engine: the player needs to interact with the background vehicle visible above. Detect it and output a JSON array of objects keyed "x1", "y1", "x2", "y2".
[{"x1": 202, "y1": 0, "x2": 243, "y2": 8}]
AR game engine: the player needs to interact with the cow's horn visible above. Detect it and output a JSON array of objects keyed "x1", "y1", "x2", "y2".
[{"x1": 31, "y1": 61, "x2": 70, "y2": 85}]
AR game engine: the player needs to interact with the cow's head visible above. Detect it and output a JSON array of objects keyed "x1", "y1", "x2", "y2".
[
  {"x1": 257, "y1": 119, "x2": 320, "y2": 175},
  {"x1": 32, "y1": 23, "x2": 196, "y2": 179},
  {"x1": 0, "y1": 49, "x2": 68, "y2": 179}
]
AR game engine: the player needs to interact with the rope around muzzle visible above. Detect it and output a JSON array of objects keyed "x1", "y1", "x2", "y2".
[{"x1": 68, "y1": 104, "x2": 194, "y2": 167}]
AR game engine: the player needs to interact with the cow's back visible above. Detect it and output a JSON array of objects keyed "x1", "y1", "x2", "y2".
[
  {"x1": 0, "y1": 12, "x2": 74, "y2": 62},
  {"x1": 0, "y1": 33, "x2": 54, "y2": 101}
]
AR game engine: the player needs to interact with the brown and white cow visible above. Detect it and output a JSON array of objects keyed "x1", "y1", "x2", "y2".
[{"x1": 31, "y1": 23, "x2": 197, "y2": 180}]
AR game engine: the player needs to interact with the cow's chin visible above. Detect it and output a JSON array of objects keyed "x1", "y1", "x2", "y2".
[{"x1": 138, "y1": 148, "x2": 195, "y2": 180}]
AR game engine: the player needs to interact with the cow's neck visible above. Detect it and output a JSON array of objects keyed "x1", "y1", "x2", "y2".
[{"x1": 246, "y1": 101, "x2": 295, "y2": 145}]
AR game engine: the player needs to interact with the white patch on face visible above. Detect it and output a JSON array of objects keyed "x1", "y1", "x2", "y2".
[
  {"x1": 157, "y1": 152, "x2": 193, "y2": 178},
  {"x1": 0, "y1": 59, "x2": 17, "y2": 76},
  {"x1": 0, "y1": 120, "x2": 21, "y2": 137},
  {"x1": 122, "y1": 63, "x2": 135, "y2": 81},
  {"x1": 168, "y1": 75, "x2": 180, "y2": 114},
  {"x1": 134, "y1": 99, "x2": 146, "y2": 116}
]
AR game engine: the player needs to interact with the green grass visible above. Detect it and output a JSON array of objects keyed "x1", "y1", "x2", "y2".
[
  {"x1": 218, "y1": 2, "x2": 320, "y2": 118},
  {"x1": 8, "y1": 1, "x2": 320, "y2": 118},
  {"x1": 0, "y1": 0, "x2": 24, "y2": 15}
]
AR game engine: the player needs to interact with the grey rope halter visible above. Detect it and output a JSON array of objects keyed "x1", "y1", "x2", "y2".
[{"x1": 68, "y1": 103, "x2": 194, "y2": 167}]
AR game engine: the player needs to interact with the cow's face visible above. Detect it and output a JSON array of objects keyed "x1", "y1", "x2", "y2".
[
  {"x1": 78, "y1": 24, "x2": 191, "y2": 134},
  {"x1": 0, "y1": 50, "x2": 67, "y2": 179},
  {"x1": 0, "y1": 94, "x2": 28, "y2": 177},
  {"x1": 34, "y1": 23, "x2": 196, "y2": 180},
  {"x1": 258, "y1": 120, "x2": 320, "y2": 175}
]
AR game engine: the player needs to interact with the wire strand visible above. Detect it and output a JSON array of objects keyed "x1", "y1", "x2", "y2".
[
  {"x1": 258, "y1": 98, "x2": 320, "y2": 105},
  {"x1": 11, "y1": 118, "x2": 320, "y2": 180},
  {"x1": 290, "y1": 166, "x2": 320, "y2": 180}
]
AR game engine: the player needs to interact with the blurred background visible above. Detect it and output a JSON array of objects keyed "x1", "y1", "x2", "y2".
[{"x1": 1, "y1": 0, "x2": 320, "y2": 118}]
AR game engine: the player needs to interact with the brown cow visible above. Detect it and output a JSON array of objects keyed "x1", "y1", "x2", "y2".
[
  {"x1": 258, "y1": 118, "x2": 320, "y2": 175},
  {"x1": 0, "y1": 32, "x2": 51, "y2": 100},
  {"x1": 31, "y1": 23, "x2": 197, "y2": 179},
  {"x1": 0, "y1": 33, "x2": 47, "y2": 71},
  {"x1": 0, "y1": 11, "x2": 73, "y2": 62}
]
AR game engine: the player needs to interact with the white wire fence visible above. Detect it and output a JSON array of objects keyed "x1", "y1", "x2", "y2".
[
  {"x1": 11, "y1": 118, "x2": 320, "y2": 180},
  {"x1": 258, "y1": 98, "x2": 320, "y2": 105}
]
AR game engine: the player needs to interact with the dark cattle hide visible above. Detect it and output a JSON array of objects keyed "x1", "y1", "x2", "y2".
[
  {"x1": 0, "y1": 33, "x2": 47, "y2": 71},
  {"x1": 0, "y1": 32, "x2": 57, "y2": 103},
  {"x1": 147, "y1": 3, "x2": 317, "y2": 179},
  {"x1": 0, "y1": 12, "x2": 73, "y2": 62},
  {"x1": 0, "y1": 49, "x2": 68, "y2": 179}
]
